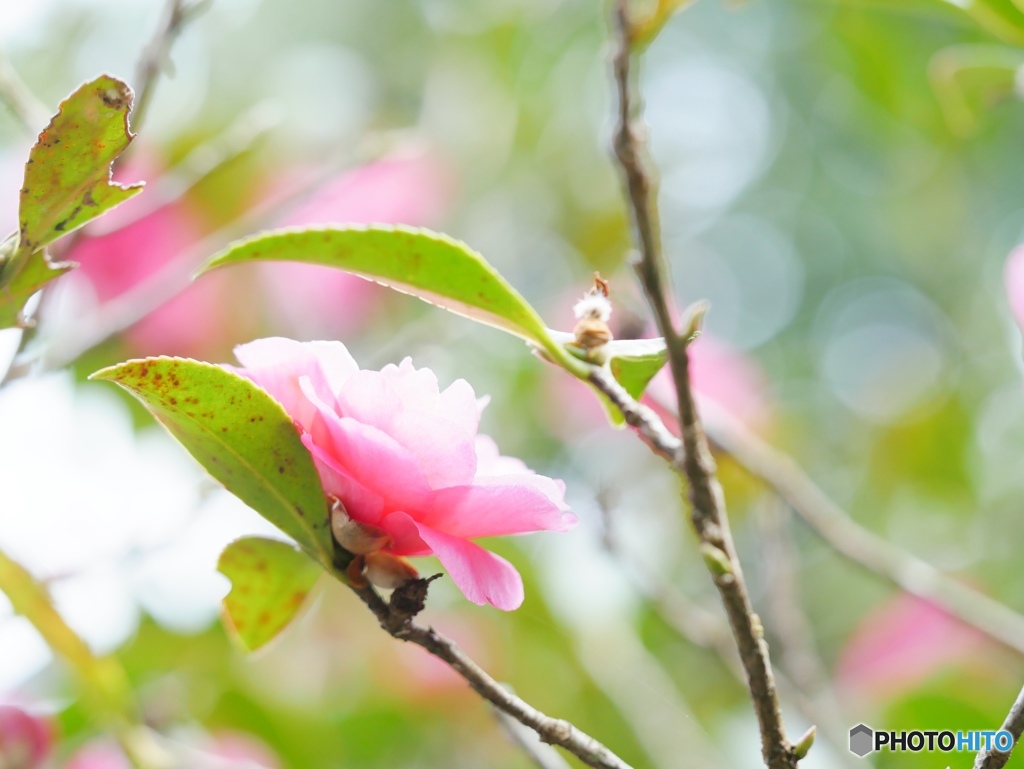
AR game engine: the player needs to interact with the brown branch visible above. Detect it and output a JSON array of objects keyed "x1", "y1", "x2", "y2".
[
  {"x1": 597, "y1": 494, "x2": 863, "y2": 768},
  {"x1": 494, "y1": 710, "x2": 574, "y2": 769},
  {"x1": 132, "y1": 0, "x2": 210, "y2": 130},
  {"x1": 755, "y1": 500, "x2": 865, "y2": 769},
  {"x1": 588, "y1": 366, "x2": 679, "y2": 461},
  {"x1": 974, "y1": 684, "x2": 1024, "y2": 769},
  {"x1": 343, "y1": 578, "x2": 635, "y2": 769},
  {"x1": 702, "y1": 402, "x2": 1024, "y2": 658},
  {"x1": 608, "y1": 2, "x2": 796, "y2": 766}
]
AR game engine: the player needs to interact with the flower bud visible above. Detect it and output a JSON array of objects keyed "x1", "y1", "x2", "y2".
[
  {"x1": 699, "y1": 542, "x2": 733, "y2": 577},
  {"x1": 793, "y1": 725, "x2": 815, "y2": 759},
  {"x1": 330, "y1": 498, "x2": 391, "y2": 555},
  {"x1": 364, "y1": 552, "x2": 420, "y2": 589}
]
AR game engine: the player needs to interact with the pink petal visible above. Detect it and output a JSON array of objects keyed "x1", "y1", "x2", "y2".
[
  {"x1": 336, "y1": 363, "x2": 480, "y2": 489},
  {"x1": 425, "y1": 478, "x2": 576, "y2": 539},
  {"x1": 300, "y1": 379, "x2": 433, "y2": 513},
  {"x1": 390, "y1": 512, "x2": 525, "y2": 610},
  {"x1": 380, "y1": 510, "x2": 432, "y2": 556},
  {"x1": 474, "y1": 435, "x2": 529, "y2": 475},
  {"x1": 301, "y1": 435, "x2": 386, "y2": 526},
  {"x1": 233, "y1": 338, "x2": 357, "y2": 430}
]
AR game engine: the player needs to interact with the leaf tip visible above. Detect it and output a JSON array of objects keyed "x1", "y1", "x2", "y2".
[{"x1": 87, "y1": 364, "x2": 118, "y2": 382}]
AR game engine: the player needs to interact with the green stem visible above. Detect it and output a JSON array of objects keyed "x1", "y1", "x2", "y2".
[{"x1": 0, "y1": 548, "x2": 172, "y2": 769}]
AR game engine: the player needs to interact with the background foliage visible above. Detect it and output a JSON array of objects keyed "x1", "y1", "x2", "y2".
[{"x1": 3, "y1": 0, "x2": 1024, "y2": 767}]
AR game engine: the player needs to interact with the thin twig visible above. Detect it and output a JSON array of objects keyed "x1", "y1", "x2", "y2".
[
  {"x1": 345, "y1": 578, "x2": 635, "y2": 769},
  {"x1": 132, "y1": 0, "x2": 210, "y2": 130},
  {"x1": 597, "y1": 494, "x2": 862, "y2": 767},
  {"x1": 974, "y1": 684, "x2": 1024, "y2": 769},
  {"x1": 0, "y1": 51, "x2": 50, "y2": 133},
  {"x1": 702, "y1": 402, "x2": 1024, "y2": 657},
  {"x1": 494, "y1": 710, "x2": 574, "y2": 769},
  {"x1": 608, "y1": 3, "x2": 796, "y2": 766},
  {"x1": 755, "y1": 499, "x2": 864, "y2": 769},
  {"x1": 588, "y1": 367, "x2": 679, "y2": 461}
]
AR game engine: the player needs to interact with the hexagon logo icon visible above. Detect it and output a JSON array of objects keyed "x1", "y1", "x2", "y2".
[{"x1": 849, "y1": 724, "x2": 874, "y2": 757}]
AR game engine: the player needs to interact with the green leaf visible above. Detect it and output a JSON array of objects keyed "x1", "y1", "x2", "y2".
[
  {"x1": 929, "y1": 43, "x2": 1023, "y2": 136},
  {"x1": 89, "y1": 358, "x2": 334, "y2": 564},
  {"x1": 547, "y1": 331, "x2": 668, "y2": 424},
  {"x1": 18, "y1": 75, "x2": 142, "y2": 253},
  {"x1": 198, "y1": 225, "x2": 587, "y2": 376},
  {"x1": 218, "y1": 537, "x2": 323, "y2": 653},
  {"x1": 0, "y1": 246, "x2": 73, "y2": 328},
  {"x1": 0, "y1": 74, "x2": 143, "y2": 329},
  {"x1": 606, "y1": 337, "x2": 669, "y2": 400},
  {"x1": 0, "y1": 548, "x2": 135, "y2": 722}
]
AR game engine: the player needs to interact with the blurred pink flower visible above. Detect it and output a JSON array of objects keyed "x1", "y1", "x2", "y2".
[
  {"x1": 648, "y1": 334, "x2": 773, "y2": 430},
  {"x1": 64, "y1": 733, "x2": 278, "y2": 769},
  {"x1": 232, "y1": 337, "x2": 577, "y2": 610},
  {"x1": 836, "y1": 594, "x2": 988, "y2": 697},
  {"x1": 61, "y1": 153, "x2": 232, "y2": 358},
  {"x1": 1005, "y1": 244, "x2": 1024, "y2": 332},
  {"x1": 63, "y1": 742, "x2": 129, "y2": 769},
  {"x1": 259, "y1": 153, "x2": 454, "y2": 337},
  {"x1": 0, "y1": 705, "x2": 53, "y2": 769},
  {"x1": 206, "y1": 731, "x2": 279, "y2": 768}
]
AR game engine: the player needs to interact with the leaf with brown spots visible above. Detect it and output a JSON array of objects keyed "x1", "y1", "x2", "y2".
[
  {"x1": 0, "y1": 74, "x2": 143, "y2": 328},
  {"x1": 197, "y1": 225, "x2": 587, "y2": 376},
  {"x1": 218, "y1": 536, "x2": 322, "y2": 653},
  {"x1": 18, "y1": 74, "x2": 141, "y2": 253},
  {"x1": 89, "y1": 357, "x2": 334, "y2": 564}
]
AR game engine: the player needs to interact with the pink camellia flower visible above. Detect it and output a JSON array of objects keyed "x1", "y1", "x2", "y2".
[
  {"x1": 0, "y1": 705, "x2": 53, "y2": 768},
  {"x1": 231, "y1": 337, "x2": 578, "y2": 610}
]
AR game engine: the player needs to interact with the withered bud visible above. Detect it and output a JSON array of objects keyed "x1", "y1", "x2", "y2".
[
  {"x1": 330, "y1": 497, "x2": 391, "y2": 555},
  {"x1": 365, "y1": 551, "x2": 420, "y2": 590},
  {"x1": 573, "y1": 318, "x2": 614, "y2": 351},
  {"x1": 573, "y1": 273, "x2": 614, "y2": 355}
]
